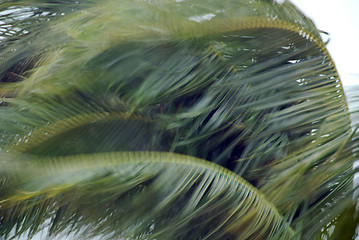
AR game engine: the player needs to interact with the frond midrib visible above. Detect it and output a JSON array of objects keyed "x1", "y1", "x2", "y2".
[{"x1": 6, "y1": 151, "x2": 295, "y2": 237}]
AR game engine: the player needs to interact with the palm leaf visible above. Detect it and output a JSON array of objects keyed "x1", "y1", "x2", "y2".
[
  {"x1": 0, "y1": 151, "x2": 294, "y2": 240},
  {"x1": 0, "y1": 0, "x2": 357, "y2": 239},
  {"x1": 0, "y1": 97, "x2": 171, "y2": 155}
]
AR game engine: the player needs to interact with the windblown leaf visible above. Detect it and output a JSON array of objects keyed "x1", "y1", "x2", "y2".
[
  {"x1": 0, "y1": 0, "x2": 356, "y2": 239},
  {"x1": 0, "y1": 151, "x2": 294, "y2": 240}
]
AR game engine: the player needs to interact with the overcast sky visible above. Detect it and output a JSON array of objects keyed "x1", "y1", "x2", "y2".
[{"x1": 290, "y1": 0, "x2": 359, "y2": 87}]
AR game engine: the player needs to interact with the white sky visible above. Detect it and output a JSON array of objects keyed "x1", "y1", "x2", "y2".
[{"x1": 290, "y1": 0, "x2": 359, "y2": 86}]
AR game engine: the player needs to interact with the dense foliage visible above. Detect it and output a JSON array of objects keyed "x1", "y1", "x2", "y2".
[{"x1": 0, "y1": 0, "x2": 358, "y2": 239}]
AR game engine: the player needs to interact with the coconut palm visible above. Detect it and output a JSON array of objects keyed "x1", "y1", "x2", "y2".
[{"x1": 0, "y1": 0, "x2": 357, "y2": 239}]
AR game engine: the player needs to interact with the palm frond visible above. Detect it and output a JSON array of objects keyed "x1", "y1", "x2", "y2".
[
  {"x1": 0, "y1": 0, "x2": 356, "y2": 239},
  {"x1": 0, "y1": 96, "x2": 172, "y2": 155},
  {"x1": 0, "y1": 151, "x2": 294, "y2": 240}
]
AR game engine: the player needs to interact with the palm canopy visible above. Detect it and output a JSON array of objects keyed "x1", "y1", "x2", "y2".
[{"x1": 0, "y1": 0, "x2": 357, "y2": 239}]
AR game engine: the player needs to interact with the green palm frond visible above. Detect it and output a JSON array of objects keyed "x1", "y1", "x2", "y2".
[
  {"x1": 0, "y1": 0, "x2": 357, "y2": 239},
  {"x1": 1, "y1": 152, "x2": 294, "y2": 240},
  {"x1": 0, "y1": 97, "x2": 171, "y2": 155}
]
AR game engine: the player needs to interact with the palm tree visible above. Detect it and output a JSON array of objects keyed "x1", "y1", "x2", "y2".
[{"x1": 0, "y1": 0, "x2": 357, "y2": 239}]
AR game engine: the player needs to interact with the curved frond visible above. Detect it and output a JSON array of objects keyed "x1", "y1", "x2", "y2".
[
  {"x1": 0, "y1": 97, "x2": 171, "y2": 155},
  {"x1": 0, "y1": 0, "x2": 356, "y2": 239},
  {"x1": 0, "y1": 151, "x2": 294, "y2": 240}
]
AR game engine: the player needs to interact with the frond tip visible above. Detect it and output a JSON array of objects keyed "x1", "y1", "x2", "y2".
[{"x1": 0, "y1": 151, "x2": 294, "y2": 240}]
